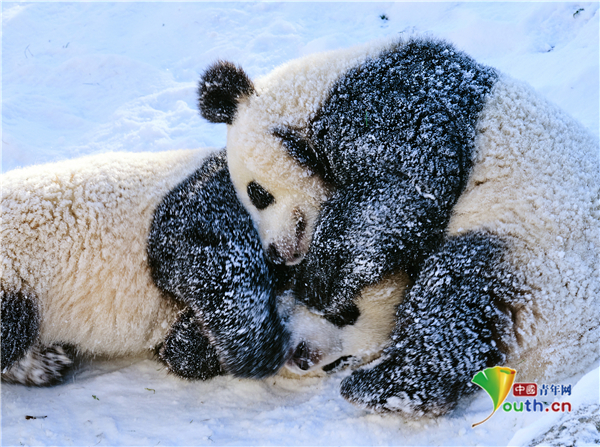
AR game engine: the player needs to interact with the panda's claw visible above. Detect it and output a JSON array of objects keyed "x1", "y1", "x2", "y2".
[{"x1": 1, "y1": 343, "x2": 75, "y2": 387}]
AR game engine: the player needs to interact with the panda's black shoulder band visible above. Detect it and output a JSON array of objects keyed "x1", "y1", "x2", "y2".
[
  {"x1": 198, "y1": 61, "x2": 254, "y2": 124},
  {"x1": 272, "y1": 126, "x2": 333, "y2": 183}
]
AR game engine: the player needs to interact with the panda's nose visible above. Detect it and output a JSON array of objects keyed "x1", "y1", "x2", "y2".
[
  {"x1": 266, "y1": 244, "x2": 285, "y2": 265},
  {"x1": 267, "y1": 243, "x2": 303, "y2": 265},
  {"x1": 291, "y1": 341, "x2": 312, "y2": 371}
]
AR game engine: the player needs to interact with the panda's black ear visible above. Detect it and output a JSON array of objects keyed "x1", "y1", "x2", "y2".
[{"x1": 198, "y1": 61, "x2": 254, "y2": 124}]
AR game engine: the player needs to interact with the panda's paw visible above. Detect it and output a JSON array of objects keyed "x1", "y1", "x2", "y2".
[
  {"x1": 1, "y1": 343, "x2": 75, "y2": 387},
  {"x1": 159, "y1": 308, "x2": 223, "y2": 381},
  {"x1": 339, "y1": 359, "x2": 455, "y2": 417}
]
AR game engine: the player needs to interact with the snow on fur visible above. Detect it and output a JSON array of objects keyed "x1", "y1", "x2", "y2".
[{"x1": 148, "y1": 150, "x2": 291, "y2": 378}]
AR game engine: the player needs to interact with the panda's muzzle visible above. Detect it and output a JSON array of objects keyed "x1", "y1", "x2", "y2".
[{"x1": 266, "y1": 209, "x2": 307, "y2": 265}]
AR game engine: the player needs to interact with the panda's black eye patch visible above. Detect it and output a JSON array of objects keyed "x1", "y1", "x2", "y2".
[
  {"x1": 272, "y1": 126, "x2": 332, "y2": 182},
  {"x1": 247, "y1": 181, "x2": 274, "y2": 210}
]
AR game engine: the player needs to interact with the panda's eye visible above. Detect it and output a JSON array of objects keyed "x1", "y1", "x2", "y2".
[{"x1": 247, "y1": 181, "x2": 275, "y2": 210}]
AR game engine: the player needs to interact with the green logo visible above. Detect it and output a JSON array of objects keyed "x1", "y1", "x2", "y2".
[{"x1": 471, "y1": 366, "x2": 516, "y2": 427}]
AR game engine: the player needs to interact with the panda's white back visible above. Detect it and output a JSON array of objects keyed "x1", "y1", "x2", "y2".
[
  {"x1": 447, "y1": 74, "x2": 600, "y2": 382},
  {"x1": 1, "y1": 149, "x2": 212, "y2": 357}
]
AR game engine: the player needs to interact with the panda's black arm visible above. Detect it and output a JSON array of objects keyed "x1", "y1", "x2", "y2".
[
  {"x1": 295, "y1": 174, "x2": 450, "y2": 325},
  {"x1": 340, "y1": 231, "x2": 520, "y2": 416},
  {"x1": 148, "y1": 152, "x2": 291, "y2": 379}
]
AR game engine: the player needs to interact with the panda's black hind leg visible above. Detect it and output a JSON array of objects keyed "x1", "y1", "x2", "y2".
[
  {"x1": 2, "y1": 289, "x2": 76, "y2": 386},
  {"x1": 340, "y1": 231, "x2": 519, "y2": 417},
  {"x1": 158, "y1": 307, "x2": 223, "y2": 381},
  {"x1": 1, "y1": 289, "x2": 40, "y2": 371}
]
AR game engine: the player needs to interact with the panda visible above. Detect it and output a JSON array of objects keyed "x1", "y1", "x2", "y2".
[
  {"x1": 197, "y1": 36, "x2": 600, "y2": 416},
  {"x1": 1, "y1": 148, "x2": 290, "y2": 386}
]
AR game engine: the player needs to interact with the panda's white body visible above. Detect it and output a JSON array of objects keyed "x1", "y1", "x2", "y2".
[
  {"x1": 447, "y1": 76, "x2": 600, "y2": 382},
  {"x1": 1, "y1": 149, "x2": 209, "y2": 362},
  {"x1": 199, "y1": 36, "x2": 600, "y2": 415}
]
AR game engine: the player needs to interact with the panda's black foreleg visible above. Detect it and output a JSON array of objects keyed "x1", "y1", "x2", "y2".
[
  {"x1": 296, "y1": 176, "x2": 449, "y2": 326},
  {"x1": 340, "y1": 231, "x2": 518, "y2": 417},
  {"x1": 158, "y1": 307, "x2": 223, "y2": 381}
]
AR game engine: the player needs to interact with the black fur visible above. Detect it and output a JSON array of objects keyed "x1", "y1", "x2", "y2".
[
  {"x1": 308, "y1": 39, "x2": 497, "y2": 191},
  {"x1": 295, "y1": 174, "x2": 447, "y2": 326},
  {"x1": 340, "y1": 232, "x2": 520, "y2": 416},
  {"x1": 198, "y1": 61, "x2": 254, "y2": 124},
  {"x1": 1, "y1": 289, "x2": 40, "y2": 371},
  {"x1": 159, "y1": 308, "x2": 223, "y2": 380},
  {"x1": 148, "y1": 150, "x2": 291, "y2": 379},
  {"x1": 2, "y1": 343, "x2": 75, "y2": 386}
]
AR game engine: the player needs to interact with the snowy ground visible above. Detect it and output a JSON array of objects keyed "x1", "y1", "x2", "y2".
[{"x1": 2, "y1": 2, "x2": 599, "y2": 446}]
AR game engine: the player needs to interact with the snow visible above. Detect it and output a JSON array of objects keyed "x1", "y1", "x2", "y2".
[{"x1": 2, "y1": 2, "x2": 599, "y2": 446}]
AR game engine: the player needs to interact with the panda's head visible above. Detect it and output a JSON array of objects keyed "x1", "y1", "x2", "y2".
[
  {"x1": 198, "y1": 60, "x2": 333, "y2": 266},
  {"x1": 280, "y1": 271, "x2": 410, "y2": 377},
  {"x1": 198, "y1": 42, "x2": 390, "y2": 265}
]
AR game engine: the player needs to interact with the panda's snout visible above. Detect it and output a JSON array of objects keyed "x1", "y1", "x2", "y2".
[
  {"x1": 265, "y1": 208, "x2": 308, "y2": 266},
  {"x1": 266, "y1": 243, "x2": 286, "y2": 265}
]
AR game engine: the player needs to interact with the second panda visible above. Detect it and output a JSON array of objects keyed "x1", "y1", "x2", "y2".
[{"x1": 198, "y1": 37, "x2": 600, "y2": 416}]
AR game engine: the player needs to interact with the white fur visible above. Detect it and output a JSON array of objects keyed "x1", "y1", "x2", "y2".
[
  {"x1": 1, "y1": 149, "x2": 213, "y2": 358},
  {"x1": 446, "y1": 75, "x2": 600, "y2": 382},
  {"x1": 227, "y1": 39, "x2": 396, "y2": 263}
]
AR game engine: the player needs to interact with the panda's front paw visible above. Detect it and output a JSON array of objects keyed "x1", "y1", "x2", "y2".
[
  {"x1": 339, "y1": 358, "x2": 455, "y2": 417},
  {"x1": 159, "y1": 308, "x2": 223, "y2": 381}
]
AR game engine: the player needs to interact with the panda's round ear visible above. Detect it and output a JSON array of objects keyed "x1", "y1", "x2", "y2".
[{"x1": 198, "y1": 61, "x2": 255, "y2": 124}]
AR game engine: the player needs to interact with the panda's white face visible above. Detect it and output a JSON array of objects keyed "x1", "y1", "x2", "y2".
[
  {"x1": 227, "y1": 107, "x2": 331, "y2": 265},
  {"x1": 282, "y1": 272, "x2": 410, "y2": 376}
]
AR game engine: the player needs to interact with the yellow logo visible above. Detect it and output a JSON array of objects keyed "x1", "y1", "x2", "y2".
[{"x1": 471, "y1": 366, "x2": 516, "y2": 427}]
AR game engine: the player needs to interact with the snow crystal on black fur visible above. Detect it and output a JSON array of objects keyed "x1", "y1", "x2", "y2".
[
  {"x1": 296, "y1": 174, "x2": 447, "y2": 326},
  {"x1": 309, "y1": 38, "x2": 497, "y2": 190},
  {"x1": 148, "y1": 150, "x2": 291, "y2": 379},
  {"x1": 159, "y1": 308, "x2": 223, "y2": 380},
  {"x1": 2, "y1": 343, "x2": 74, "y2": 387},
  {"x1": 1, "y1": 289, "x2": 40, "y2": 371},
  {"x1": 294, "y1": 39, "x2": 498, "y2": 321},
  {"x1": 340, "y1": 231, "x2": 520, "y2": 416}
]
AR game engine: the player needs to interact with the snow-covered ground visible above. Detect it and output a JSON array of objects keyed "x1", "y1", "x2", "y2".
[{"x1": 2, "y1": 2, "x2": 599, "y2": 446}]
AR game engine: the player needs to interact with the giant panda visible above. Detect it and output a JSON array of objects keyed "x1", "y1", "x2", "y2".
[
  {"x1": 1, "y1": 149, "x2": 290, "y2": 386},
  {"x1": 197, "y1": 36, "x2": 600, "y2": 416}
]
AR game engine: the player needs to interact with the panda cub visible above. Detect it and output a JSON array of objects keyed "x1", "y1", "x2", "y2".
[
  {"x1": 198, "y1": 37, "x2": 600, "y2": 416},
  {"x1": 1, "y1": 149, "x2": 290, "y2": 385}
]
